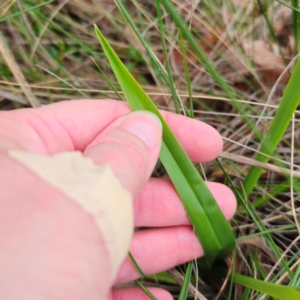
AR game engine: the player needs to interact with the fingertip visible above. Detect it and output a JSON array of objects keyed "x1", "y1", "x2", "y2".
[
  {"x1": 193, "y1": 124, "x2": 223, "y2": 162},
  {"x1": 162, "y1": 112, "x2": 223, "y2": 162},
  {"x1": 206, "y1": 182, "x2": 237, "y2": 220},
  {"x1": 121, "y1": 111, "x2": 162, "y2": 150}
]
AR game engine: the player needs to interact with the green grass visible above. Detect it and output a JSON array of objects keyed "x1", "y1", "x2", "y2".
[
  {"x1": 95, "y1": 23, "x2": 236, "y2": 268},
  {"x1": 1, "y1": 0, "x2": 300, "y2": 299}
]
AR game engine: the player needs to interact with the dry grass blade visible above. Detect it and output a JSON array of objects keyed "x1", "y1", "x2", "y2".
[
  {"x1": 0, "y1": 33, "x2": 40, "y2": 107},
  {"x1": 168, "y1": 268, "x2": 208, "y2": 300},
  {"x1": 219, "y1": 151, "x2": 300, "y2": 178},
  {"x1": 0, "y1": 89, "x2": 28, "y2": 104},
  {"x1": 0, "y1": 0, "x2": 15, "y2": 19},
  {"x1": 30, "y1": 0, "x2": 70, "y2": 60}
]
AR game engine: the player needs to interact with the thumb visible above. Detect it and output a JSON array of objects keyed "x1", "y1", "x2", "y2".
[
  {"x1": 82, "y1": 110, "x2": 163, "y2": 283},
  {"x1": 83, "y1": 110, "x2": 163, "y2": 197}
]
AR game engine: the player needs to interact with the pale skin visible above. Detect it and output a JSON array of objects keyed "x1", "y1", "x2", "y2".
[{"x1": 0, "y1": 100, "x2": 236, "y2": 299}]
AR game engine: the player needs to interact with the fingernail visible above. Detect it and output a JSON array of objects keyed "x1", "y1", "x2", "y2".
[{"x1": 121, "y1": 111, "x2": 162, "y2": 149}]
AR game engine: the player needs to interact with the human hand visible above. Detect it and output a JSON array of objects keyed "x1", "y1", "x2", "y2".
[{"x1": 0, "y1": 100, "x2": 236, "y2": 299}]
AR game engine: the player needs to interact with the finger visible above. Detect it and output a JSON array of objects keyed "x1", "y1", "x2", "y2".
[
  {"x1": 134, "y1": 178, "x2": 237, "y2": 227},
  {"x1": 109, "y1": 287, "x2": 173, "y2": 300},
  {"x1": 83, "y1": 111, "x2": 162, "y2": 196},
  {"x1": 115, "y1": 226, "x2": 202, "y2": 284},
  {"x1": 0, "y1": 100, "x2": 222, "y2": 162}
]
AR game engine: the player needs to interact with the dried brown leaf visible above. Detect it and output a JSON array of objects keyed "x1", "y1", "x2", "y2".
[{"x1": 243, "y1": 40, "x2": 290, "y2": 83}]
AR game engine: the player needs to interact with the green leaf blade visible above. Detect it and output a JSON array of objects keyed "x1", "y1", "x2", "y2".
[
  {"x1": 243, "y1": 57, "x2": 300, "y2": 195},
  {"x1": 178, "y1": 262, "x2": 193, "y2": 300},
  {"x1": 94, "y1": 25, "x2": 235, "y2": 267},
  {"x1": 233, "y1": 273, "x2": 300, "y2": 300}
]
